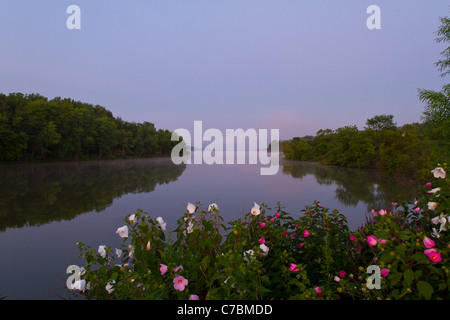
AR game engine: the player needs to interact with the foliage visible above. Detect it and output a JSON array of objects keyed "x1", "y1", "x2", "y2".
[
  {"x1": 70, "y1": 165, "x2": 449, "y2": 300},
  {"x1": 417, "y1": 13, "x2": 450, "y2": 161},
  {"x1": 0, "y1": 93, "x2": 184, "y2": 161},
  {"x1": 282, "y1": 119, "x2": 440, "y2": 180},
  {"x1": 365, "y1": 114, "x2": 397, "y2": 132}
]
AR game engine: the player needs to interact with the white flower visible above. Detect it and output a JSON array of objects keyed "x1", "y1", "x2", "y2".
[
  {"x1": 156, "y1": 217, "x2": 166, "y2": 231},
  {"x1": 115, "y1": 248, "x2": 123, "y2": 258},
  {"x1": 73, "y1": 280, "x2": 87, "y2": 292},
  {"x1": 128, "y1": 245, "x2": 134, "y2": 259},
  {"x1": 439, "y1": 216, "x2": 447, "y2": 231},
  {"x1": 440, "y1": 221, "x2": 447, "y2": 232},
  {"x1": 251, "y1": 202, "x2": 260, "y2": 216},
  {"x1": 187, "y1": 202, "x2": 196, "y2": 214},
  {"x1": 128, "y1": 214, "x2": 136, "y2": 223},
  {"x1": 427, "y1": 202, "x2": 438, "y2": 211},
  {"x1": 428, "y1": 187, "x2": 441, "y2": 194},
  {"x1": 432, "y1": 228, "x2": 441, "y2": 239},
  {"x1": 116, "y1": 225, "x2": 129, "y2": 238},
  {"x1": 187, "y1": 221, "x2": 194, "y2": 234},
  {"x1": 146, "y1": 241, "x2": 151, "y2": 251},
  {"x1": 431, "y1": 167, "x2": 446, "y2": 179},
  {"x1": 224, "y1": 277, "x2": 236, "y2": 288},
  {"x1": 208, "y1": 203, "x2": 219, "y2": 212},
  {"x1": 243, "y1": 249, "x2": 254, "y2": 262},
  {"x1": 105, "y1": 281, "x2": 115, "y2": 294},
  {"x1": 260, "y1": 243, "x2": 269, "y2": 256},
  {"x1": 98, "y1": 245, "x2": 107, "y2": 258},
  {"x1": 431, "y1": 214, "x2": 442, "y2": 225}
]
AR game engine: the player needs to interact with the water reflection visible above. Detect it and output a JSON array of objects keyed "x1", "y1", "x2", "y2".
[
  {"x1": 281, "y1": 160, "x2": 418, "y2": 211},
  {"x1": 0, "y1": 158, "x2": 186, "y2": 231}
]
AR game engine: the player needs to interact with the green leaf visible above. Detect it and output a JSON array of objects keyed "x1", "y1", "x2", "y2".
[
  {"x1": 379, "y1": 252, "x2": 392, "y2": 263},
  {"x1": 403, "y1": 269, "x2": 415, "y2": 287},
  {"x1": 417, "y1": 281, "x2": 434, "y2": 299},
  {"x1": 390, "y1": 273, "x2": 402, "y2": 287},
  {"x1": 201, "y1": 256, "x2": 210, "y2": 270},
  {"x1": 98, "y1": 266, "x2": 107, "y2": 275},
  {"x1": 438, "y1": 282, "x2": 447, "y2": 292},
  {"x1": 399, "y1": 231, "x2": 411, "y2": 241}
]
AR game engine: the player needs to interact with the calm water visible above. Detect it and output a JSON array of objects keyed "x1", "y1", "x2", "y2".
[{"x1": 0, "y1": 155, "x2": 418, "y2": 300}]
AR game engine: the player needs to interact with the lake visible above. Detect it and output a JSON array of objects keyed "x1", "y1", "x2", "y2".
[{"x1": 0, "y1": 154, "x2": 418, "y2": 299}]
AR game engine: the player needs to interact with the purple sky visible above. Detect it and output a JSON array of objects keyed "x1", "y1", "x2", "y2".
[{"x1": 0, "y1": 1, "x2": 448, "y2": 140}]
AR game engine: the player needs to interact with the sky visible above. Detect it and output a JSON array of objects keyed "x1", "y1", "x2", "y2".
[{"x1": 0, "y1": 1, "x2": 449, "y2": 141}]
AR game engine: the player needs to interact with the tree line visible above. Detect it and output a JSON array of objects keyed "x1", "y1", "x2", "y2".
[
  {"x1": 279, "y1": 115, "x2": 444, "y2": 180},
  {"x1": 0, "y1": 93, "x2": 182, "y2": 161}
]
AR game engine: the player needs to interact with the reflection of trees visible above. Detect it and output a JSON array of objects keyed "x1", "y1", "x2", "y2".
[
  {"x1": 0, "y1": 158, "x2": 186, "y2": 231},
  {"x1": 281, "y1": 160, "x2": 418, "y2": 211}
]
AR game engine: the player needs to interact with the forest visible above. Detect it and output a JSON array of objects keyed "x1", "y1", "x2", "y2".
[
  {"x1": 0, "y1": 93, "x2": 182, "y2": 161},
  {"x1": 279, "y1": 114, "x2": 449, "y2": 181}
]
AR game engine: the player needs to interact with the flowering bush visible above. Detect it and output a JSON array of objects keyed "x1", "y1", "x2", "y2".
[{"x1": 71, "y1": 165, "x2": 449, "y2": 300}]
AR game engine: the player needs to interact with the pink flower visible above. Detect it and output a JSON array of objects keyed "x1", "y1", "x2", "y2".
[
  {"x1": 270, "y1": 218, "x2": 274, "y2": 223},
  {"x1": 334, "y1": 276, "x2": 340, "y2": 282},
  {"x1": 290, "y1": 263, "x2": 300, "y2": 272},
  {"x1": 366, "y1": 235, "x2": 378, "y2": 246},
  {"x1": 377, "y1": 238, "x2": 387, "y2": 244},
  {"x1": 291, "y1": 233, "x2": 296, "y2": 237},
  {"x1": 189, "y1": 295, "x2": 199, "y2": 300},
  {"x1": 259, "y1": 237, "x2": 265, "y2": 244},
  {"x1": 297, "y1": 243, "x2": 304, "y2": 249},
  {"x1": 413, "y1": 207, "x2": 420, "y2": 213},
  {"x1": 381, "y1": 268, "x2": 390, "y2": 277},
  {"x1": 371, "y1": 209, "x2": 377, "y2": 217},
  {"x1": 314, "y1": 287, "x2": 322, "y2": 295},
  {"x1": 160, "y1": 264, "x2": 168, "y2": 276},
  {"x1": 259, "y1": 222, "x2": 265, "y2": 229},
  {"x1": 378, "y1": 209, "x2": 387, "y2": 216},
  {"x1": 318, "y1": 203, "x2": 322, "y2": 208},
  {"x1": 339, "y1": 270, "x2": 346, "y2": 278},
  {"x1": 424, "y1": 249, "x2": 442, "y2": 263},
  {"x1": 275, "y1": 212, "x2": 280, "y2": 218},
  {"x1": 173, "y1": 276, "x2": 188, "y2": 291},
  {"x1": 392, "y1": 202, "x2": 398, "y2": 207},
  {"x1": 423, "y1": 237, "x2": 436, "y2": 249},
  {"x1": 173, "y1": 265, "x2": 184, "y2": 272},
  {"x1": 349, "y1": 235, "x2": 356, "y2": 241},
  {"x1": 426, "y1": 182, "x2": 432, "y2": 187},
  {"x1": 303, "y1": 230, "x2": 310, "y2": 237}
]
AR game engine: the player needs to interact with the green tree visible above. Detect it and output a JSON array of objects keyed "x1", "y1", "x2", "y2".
[
  {"x1": 417, "y1": 14, "x2": 450, "y2": 162},
  {"x1": 365, "y1": 114, "x2": 397, "y2": 132}
]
